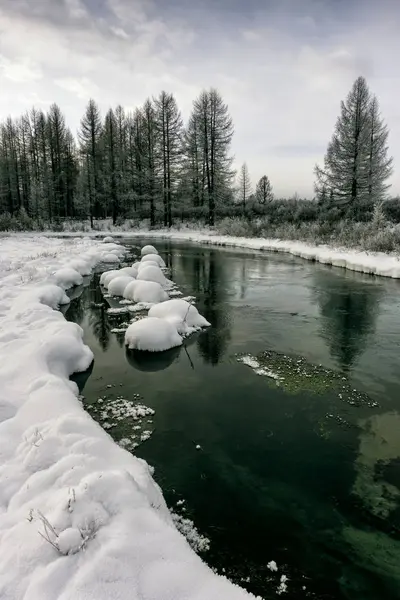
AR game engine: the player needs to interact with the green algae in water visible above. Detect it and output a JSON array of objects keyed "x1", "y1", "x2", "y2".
[{"x1": 238, "y1": 350, "x2": 378, "y2": 408}]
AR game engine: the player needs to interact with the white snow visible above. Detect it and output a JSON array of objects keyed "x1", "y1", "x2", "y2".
[
  {"x1": 141, "y1": 253, "x2": 166, "y2": 268},
  {"x1": 148, "y1": 299, "x2": 210, "y2": 335},
  {"x1": 132, "y1": 280, "x2": 169, "y2": 304},
  {"x1": 52, "y1": 267, "x2": 83, "y2": 289},
  {"x1": 99, "y1": 269, "x2": 119, "y2": 287},
  {"x1": 100, "y1": 252, "x2": 119, "y2": 263},
  {"x1": 267, "y1": 561, "x2": 278, "y2": 572},
  {"x1": 0, "y1": 235, "x2": 258, "y2": 600},
  {"x1": 102, "y1": 236, "x2": 114, "y2": 243},
  {"x1": 137, "y1": 264, "x2": 171, "y2": 288},
  {"x1": 238, "y1": 355, "x2": 282, "y2": 381},
  {"x1": 141, "y1": 244, "x2": 158, "y2": 256},
  {"x1": 138, "y1": 260, "x2": 160, "y2": 271},
  {"x1": 117, "y1": 266, "x2": 137, "y2": 278},
  {"x1": 122, "y1": 280, "x2": 140, "y2": 301},
  {"x1": 107, "y1": 275, "x2": 135, "y2": 297},
  {"x1": 125, "y1": 317, "x2": 183, "y2": 351}
]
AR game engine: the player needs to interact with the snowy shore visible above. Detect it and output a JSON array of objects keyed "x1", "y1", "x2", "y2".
[
  {"x1": 24, "y1": 229, "x2": 400, "y2": 279},
  {"x1": 0, "y1": 235, "x2": 258, "y2": 600}
]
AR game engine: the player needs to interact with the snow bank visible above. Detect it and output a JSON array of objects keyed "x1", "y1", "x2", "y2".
[
  {"x1": 125, "y1": 317, "x2": 183, "y2": 352},
  {"x1": 138, "y1": 260, "x2": 160, "y2": 272},
  {"x1": 100, "y1": 269, "x2": 119, "y2": 287},
  {"x1": 123, "y1": 280, "x2": 139, "y2": 301},
  {"x1": 123, "y1": 230, "x2": 400, "y2": 280},
  {"x1": 141, "y1": 244, "x2": 158, "y2": 256},
  {"x1": 137, "y1": 265, "x2": 171, "y2": 288},
  {"x1": 148, "y1": 299, "x2": 210, "y2": 335},
  {"x1": 0, "y1": 235, "x2": 258, "y2": 600},
  {"x1": 103, "y1": 236, "x2": 114, "y2": 243},
  {"x1": 108, "y1": 275, "x2": 135, "y2": 297},
  {"x1": 141, "y1": 253, "x2": 166, "y2": 268},
  {"x1": 117, "y1": 266, "x2": 137, "y2": 278},
  {"x1": 131, "y1": 280, "x2": 169, "y2": 304},
  {"x1": 52, "y1": 267, "x2": 83, "y2": 289}
]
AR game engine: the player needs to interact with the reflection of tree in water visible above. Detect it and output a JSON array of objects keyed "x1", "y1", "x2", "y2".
[
  {"x1": 314, "y1": 273, "x2": 381, "y2": 372},
  {"x1": 64, "y1": 294, "x2": 85, "y2": 325},
  {"x1": 87, "y1": 282, "x2": 112, "y2": 351},
  {"x1": 195, "y1": 250, "x2": 232, "y2": 365}
]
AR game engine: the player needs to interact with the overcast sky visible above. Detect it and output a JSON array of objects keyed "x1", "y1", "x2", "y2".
[{"x1": 0, "y1": 0, "x2": 399, "y2": 198}]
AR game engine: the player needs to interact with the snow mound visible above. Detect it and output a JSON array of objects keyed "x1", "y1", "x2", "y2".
[
  {"x1": 68, "y1": 259, "x2": 92, "y2": 276},
  {"x1": 138, "y1": 260, "x2": 160, "y2": 272},
  {"x1": 141, "y1": 253, "x2": 166, "y2": 268},
  {"x1": 118, "y1": 266, "x2": 137, "y2": 278},
  {"x1": 125, "y1": 317, "x2": 183, "y2": 352},
  {"x1": 103, "y1": 236, "x2": 114, "y2": 243},
  {"x1": 52, "y1": 267, "x2": 83, "y2": 290},
  {"x1": 100, "y1": 270, "x2": 119, "y2": 287},
  {"x1": 137, "y1": 265, "x2": 171, "y2": 288},
  {"x1": 101, "y1": 252, "x2": 120, "y2": 263},
  {"x1": 123, "y1": 280, "x2": 140, "y2": 301},
  {"x1": 148, "y1": 299, "x2": 210, "y2": 335},
  {"x1": 141, "y1": 244, "x2": 158, "y2": 256},
  {"x1": 108, "y1": 276, "x2": 135, "y2": 297},
  {"x1": 132, "y1": 280, "x2": 169, "y2": 304}
]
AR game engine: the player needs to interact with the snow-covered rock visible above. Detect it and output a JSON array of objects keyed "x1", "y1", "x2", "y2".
[
  {"x1": 103, "y1": 236, "x2": 114, "y2": 243},
  {"x1": 101, "y1": 252, "x2": 120, "y2": 263},
  {"x1": 100, "y1": 269, "x2": 119, "y2": 287},
  {"x1": 108, "y1": 275, "x2": 135, "y2": 297},
  {"x1": 123, "y1": 280, "x2": 139, "y2": 301},
  {"x1": 118, "y1": 266, "x2": 137, "y2": 278},
  {"x1": 125, "y1": 317, "x2": 183, "y2": 351},
  {"x1": 52, "y1": 267, "x2": 83, "y2": 289},
  {"x1": 131, "y1": 280, "x2": 169, "y2": 304},
  {"x1": 137, "y1": 265, "x2": 171, "y2": 288},
  {"x1": 141, "y1": 244, "x2": 158, "y2": 256},
  {"x1": 141, "y1": 253, "x2": 166, "y2": 268},
  {"x1": 137, "y1": 260, "x2": 160, "y2": 272},
  {"x1": 148, "y1": 299, "x2": 210, "y2": 335}
]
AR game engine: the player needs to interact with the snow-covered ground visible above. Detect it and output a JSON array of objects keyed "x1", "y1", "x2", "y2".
[
  {"x1": 0, "y1": 235, "x2": 259, "y2": 600},
  {"x1": 33, "y1": 229, "x2": 400, "y2": 279}
]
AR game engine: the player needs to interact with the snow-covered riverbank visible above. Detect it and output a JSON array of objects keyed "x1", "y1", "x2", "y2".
[
  {"x1": 0, "y1": 235, "x2": 258, "y2": 600},
  {"x1": 19, "y1": 229, "x2": 400, "y2": 279}
]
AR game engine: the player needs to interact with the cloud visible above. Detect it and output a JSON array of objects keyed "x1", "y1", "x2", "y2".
[{"x1": 0, "y1": 0, "x2": 399, "y2": 197}]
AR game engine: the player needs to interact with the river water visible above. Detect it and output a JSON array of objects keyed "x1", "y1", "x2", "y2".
[{"x1": 66, "y1": 239, "x2": 400, "y2": 600}]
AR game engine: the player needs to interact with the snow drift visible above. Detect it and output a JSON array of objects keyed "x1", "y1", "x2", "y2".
[
  {"x1": 125, "y1": 317, "x2": 183, "y2": 351},
  {"x1": 0, "y1": 235, "x2": 257, "y2": 600},
  {"x1": 148, "y1": 299, "x2": 210, "y2": 335}
]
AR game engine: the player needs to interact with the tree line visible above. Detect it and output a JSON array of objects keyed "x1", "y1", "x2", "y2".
[{"x1": 0, "y1": 76, "x2": 395, "y2": 230}]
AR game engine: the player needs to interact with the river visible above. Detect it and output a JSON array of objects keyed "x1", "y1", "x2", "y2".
[{"x1": 65, "y1": 239, "x2": 400, "y2": 600}]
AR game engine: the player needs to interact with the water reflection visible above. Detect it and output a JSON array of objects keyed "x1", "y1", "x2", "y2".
[
  {"x1": 314, "y1": 273, "x2": 381, "y2": 372},
  {"x1": 126, "y1": 346, "x2": 181, "y2": 372}
]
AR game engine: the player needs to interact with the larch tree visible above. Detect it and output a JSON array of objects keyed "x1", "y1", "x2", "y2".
[
  {"x1": 78, "y1": 99, "x2": 103, "y2": 225},
  {"x1": 238, "y1": 162, "x2": 252, "y2": 213},
  {"x1": 154, "y1": 91, "x2": 183, "y2": 227},
  {"x1": 255, "y1": 175, "x2": 273, "y2": 204},
  {"x1": 142, "y1": 99, "x2": 157, "y2": 226},
  {"x1": 315, "y1": 76, "x2": 392, "y2": 218},
  {"x1": 103, "y1": 108, "x2": 118, "y2": 225}
]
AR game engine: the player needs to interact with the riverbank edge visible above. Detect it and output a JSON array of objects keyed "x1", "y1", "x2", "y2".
[{"x1": 8, "y1": 229, "x2": 400, "y2": 279}]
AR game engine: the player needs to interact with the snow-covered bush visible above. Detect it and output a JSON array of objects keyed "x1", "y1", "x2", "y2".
[
  {"x1": 141, "y1": 253, "x2": 166, "y2": 268},
  {"x1": 131, "y1": 280, "x2": 169, "y2": 304},
  {"x1": 148, "y1": 299, "x2": 210, "y2": 335},
  {"x1": 125, "y1": 317, "x2": 183, "y2": 351},
  {"x1": 141, "y1": 245, "x2": 158, "y2": 256},
  {"x1": 137, "y1": 265, "x2": 171, "y2": 288},
  {"x1": 108, "y1": 276, "x2": 135, "y2": 297}
]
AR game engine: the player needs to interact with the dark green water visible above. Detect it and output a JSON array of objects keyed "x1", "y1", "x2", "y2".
[{"x1": 66, "y1": 240, "x2": 400, "y2": 600}]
